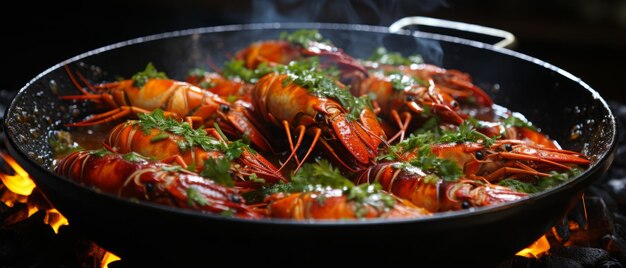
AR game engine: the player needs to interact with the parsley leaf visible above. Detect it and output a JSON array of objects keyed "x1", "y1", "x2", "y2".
[
  {"x1": 277, "y1": 59, "x2": 373, "y2": 121},
  {"x1": 89, "y1": 148, "x2": 113, "y2": 157},
  {"x1": 261, "y1": 160, "x2": 396, "y2": 217},
  {"x1": 122, "y1": 152, "x2": 148, "y2": 162},
  {"x1": 222, "y1": 59, "x2": 273, "y2": 83},
  {"x1": 131, "y1": 63, "x2": 168, "y2": 88},
  {"x1": 439, "y1": 121, "x2": 497, "y2": 147},
  {"x1": 134, "y1": 109, "x2": 222, "y2": 152},
  {"x1": 395, "y1": 146, "x2": 462, "y2": 182},
  {"x1": 503, "y1": 114, "x2": 537, "y2": 131},
  {"x1": 201, "y1": 157, "x2": 234, "y2": 187},
  {"x1": 186, "y1": 187, "x2": 211, "y2": 207},
  {"x1": 280, "y1": 29, "x2": 330, "y2": 47},
  {"x1": 499, "y1": 168, "x2": 582, "y2": 194},
  {"x1": 369, "y1": 47, "x2": 424, "y2": 65}
]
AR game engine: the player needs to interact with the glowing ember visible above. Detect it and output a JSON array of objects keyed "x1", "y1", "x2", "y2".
[
  {"x1": 102, "y1": 251, "x2": 121, "y2": 267},
  {"x1": 516, "y1": 235, "x2": 550, "y2": 258}
]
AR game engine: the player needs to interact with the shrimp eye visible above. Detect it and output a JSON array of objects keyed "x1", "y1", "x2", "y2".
[
  {"x1": 219, "y1": 104, "x2": 230, "y2": 113},
  {"x1": 475, "y1": 151, "x2": 484, "y2": 160},
  {"x1": 228, "y1": 194, "x2": 242, "y2": 204},
  {"x1": 145, "y1": 182, "x2": 155, "y2": 194},
  {"x1": 450, "y1": 100, "x2": 459, "y2": 108},
  {"x1": 504, "y1": 143, "x2": 513, "y2": 152},
  {"x1": 314, "y1": 112, "x2": 324, "y2": 122},
  {"x1": 405, "y1": 95, "x2": 415, "y2": 102},
  {"x1": 461, "y1": 201, "x2": 471, "y2": 209}
]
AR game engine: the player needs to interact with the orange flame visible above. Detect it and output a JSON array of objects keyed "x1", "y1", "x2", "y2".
[
  {"x1": 101, "y1": 251, "x2": 121, "y2": 267},
  {"x1": 0, "y1": 152, "x2": 35, "y2": 196},
  {"x1": 516, "y1": 235, "x2": 550, "y2": 258},
  {"x1": 0, "y1": 152, "x2": 68, "y2": 233},
  {"x1": 0, "y1": 151, "x2": 123, "y2": 264}
]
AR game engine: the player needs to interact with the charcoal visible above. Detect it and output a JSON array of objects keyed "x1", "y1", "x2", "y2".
[
  {"x1": 588, "y1": 186, "x2": 619, "y2": 213},
  {"x1": 541, "y1": 255, "x2": 584, "y2": 268},
  {"x1": 0, "y1": 210, "x2": 55, "y2": 266},
  {"x1": 615, "y1": 213, "x2": 626, "y2": 228},
  {"x1": 597, "y1": 258, "x2": 624, "y2": 268},
  {"x1": 550, "y1": 246, "x2": 610, "y2": 267},
  {"x1": 602, "y1": 234, "x2": 626, "y2": 263},
  {"x1": 496, "y1": 255, "x2": 536, "y2": 268},
  {"x1": 0, "y1": 202, "x2": 28, "y2": 226},
  {"x1": 569, "y1": 197, "x2": 615, "y2": 247},
  {"x1": 552, "y1": 217, "x2": 571, "y2": 243},
  {"x1": 38, "y1": 225, "x2": 107, "y2": 268}
]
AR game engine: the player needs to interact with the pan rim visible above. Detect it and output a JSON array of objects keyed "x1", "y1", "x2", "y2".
[{"x1": 4, "y1": 22, "x2": 617, "y2": 227}]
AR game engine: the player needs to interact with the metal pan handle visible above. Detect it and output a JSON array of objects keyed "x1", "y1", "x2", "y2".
[{"x1": 389, "y1": 16, "x2": 517, "y2": 49}]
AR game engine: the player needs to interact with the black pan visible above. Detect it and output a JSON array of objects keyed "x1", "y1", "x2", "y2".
[{"x1": 3, "y1": 22, "x2": 616, "y2": 266}]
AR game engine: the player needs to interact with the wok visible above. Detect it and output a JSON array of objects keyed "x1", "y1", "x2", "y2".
[{"x1": 3, "y1": 22, "x2": 616, "y2": 266}]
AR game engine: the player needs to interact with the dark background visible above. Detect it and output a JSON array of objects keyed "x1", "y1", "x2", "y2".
[{"x1": 3, "y1": 0, "x2": 625, "y2": 102}]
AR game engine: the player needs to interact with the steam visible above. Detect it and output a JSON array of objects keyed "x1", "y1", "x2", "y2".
[
  {"x1": 223, "y1": 0, "x2": 449, "y2": 66},
  {"x1": 246, "y1": 0, "x2": 449, "y2": 25}
]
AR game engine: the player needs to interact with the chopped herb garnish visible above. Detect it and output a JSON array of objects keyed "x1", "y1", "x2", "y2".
[
  {"x1": 503, "y1": 114, "x2": 537, "y2": 131},
  {"x1": 135, "y1": 110, "x2": 221, "y2": 152},
  {"x1": 89, "y1": 148, "x2": 113, "y2": 157},
  {"x1": 377, "y1": 132, "x2": 436, "y2": 161},
  {"x1": 222, "y1": 59, "x2": 273, "y2": 83},
  {"x1": 388, "y1": 73, "x2": 427, "y2": 91},
  {"x1": 280, "y1": 29, "x2": 330, "y2": 47},
  {"x1": 49, "y1": 131, "x2": 83, "y2": 157},
  {"x1": 369, "y1": 47, "x2": 424, "y2": 65},
  {"x1": 439, "y1": 121, "x2": 497, "y2": 147},
  {"x1": 397, "y1": 145, "x2": 463, "y2": 182},
  {"x1": 277, "y1": 59, "x2": 372, "y2": 120},
  {"x1": 498, "y1": 179, "x2": 539, "y2": 193},
  {"x1": 150, "y1": 132, "x2": 169, "y2": 142},
  {"x1": 249, "y1": 173, "x2": 265, "y2": 184},
  {"x1": 122, "y1": 152, "x2": 147, "y2": 162},
  {"x1": 186, "y1": 187, "x2": 211, "y2": 207},
  {"x1": 187, "y1": 68, "x2": 207, "y2": 78},
  {"x1": 131, "y1": 63, "x2": 168, "y2": 88},
  {"x1": 261, "y1": 160, "x2": 395, "y2": 217},
  {"x1": 135, "y1": 110, "x2": 253, "y2": 162},
  {"x1": 201, "y1": 157, "x2": 234, "y2": 187},
  {"x1": 499, "y1": 168, "x2": 582, "y2": 194},
  {"x1": 161, "y1": 165, "x2": 184, "y2": 172}
]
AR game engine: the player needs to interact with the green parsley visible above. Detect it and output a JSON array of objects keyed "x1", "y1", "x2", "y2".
[
  {"x1": 503, "y1": 114, "x2": 537, "y2": 131},
  {"x1": 186, "y1": 187, "x2": 211, "y2": 207},
  {"x1": 134, "y1": 110, "x2": 221, "y2": 152},
  {"x1": 394, "y1": 146, "x2": 462, "y2": 182},
  {"x1": 261, "y1": 160, "x2": 396, "y2": 217},
  {"x1": 377, "y1": 132, "x2": 436, "y2": 161},
  {"x1": 201, "y1": 157, "x2": 234, "y2": 187},
  {"x1": 89, "y1": 148, "x2": 113, "y2": 157},
  {"x1": 49, "y1": 131, "x2": 83, "y2": 157},
  {"x1": 134, "y1": 110, "x2": 253, "y2": 162},
  {"x1": 277, "y1": 59, "x2": 372, "y2": 121},
  {"x1": 187, "y1": 68, "x2": 207, "y2": 78},
  {"x1": 388, "y1": 72, "x2": 428, "y2": 91},
  {"x1": 222, "y1": 59, "x2": 273, "y2": 83},
  {"x1": 499, "y1": 168, "x2": 582, "y2": 194},
  {"x1": 161, "y1": 165, "x2": 184, "y2": 172},
  {"x1": 122, "y1": 152, "x2": 148, "y2": 162},
  {"x1": 131, "y1": 63, "x2": 168, "y2": 88},
  {"x1": 280, "y1": 29, "x2": 330, "y2": 47},
  {"x1": 439, "y1": 121, "x2": 497, "y2": 147},
  {"x1": 369, "y1": 47, "x2": 424, "y2": 65}
]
